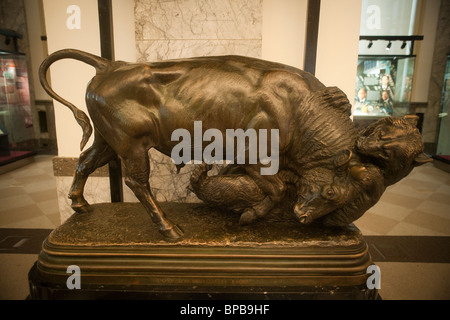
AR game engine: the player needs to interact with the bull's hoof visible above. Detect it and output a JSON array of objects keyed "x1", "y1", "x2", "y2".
[
  {"x1": 160, "y1": 224, "x2": 184, "y2": 240},
  {"x1": 239, "y1": 208, "x2": 257, "y2": 226},
  {"x1": 299, "y1": 215, "x2": 308, "y2": 224},
  {"x1": 298, "y1": 213, "x2": 312, "y2": 225},
  {"x1": 71, "y1": 203, "x2": 92, "y2": 214}
]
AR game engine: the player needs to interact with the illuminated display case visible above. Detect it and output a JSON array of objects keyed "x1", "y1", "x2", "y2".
[
  {"x1": 0, "y1": 53, "x2": 34, "y2": 155},
  {"x1": 354, "y1": 55, "x2": 415, "y2": 119},
  {"x1": 435, "y1": 55, "x2": 450, "y2": 163}
]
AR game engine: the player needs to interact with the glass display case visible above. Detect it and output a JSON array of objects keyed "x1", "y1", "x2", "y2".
[
  {"x1": 435, "y1": 55, "x2": 450, "y2": 163},
  {"x1": 0, "y1": 53, "x2": 34, "y2": 157},
  {"x1": 353, "y1": 56, "x2": 415, "y2": 119}
]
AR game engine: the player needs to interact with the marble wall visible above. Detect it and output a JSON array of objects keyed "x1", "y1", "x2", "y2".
[
  {"x1": 135, "y1": 0, "x2": 262, "y2": 62},
  {"x1": 133, "y1": 0, "x2": 263, "y2": 204}
]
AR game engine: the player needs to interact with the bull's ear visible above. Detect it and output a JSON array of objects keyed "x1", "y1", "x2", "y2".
[
  {"x1": 383, "y1": 140, "x2": 401, "y2": 150},
  {"x1": 414, "y1": 153, "x2": 433, "y2": 166},
  {"x1": 334, "y1": 149, "x2": 352, "y2": 166},
  {"x1": 403, "y1": 115, "x2": 419, "y2": 127}
]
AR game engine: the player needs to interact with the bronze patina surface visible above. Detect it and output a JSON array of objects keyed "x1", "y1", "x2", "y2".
[
  {"x1": 39, "y1": 49, "x2": 431, "y2": 241},
  {"x1": 30, "y1": 202, "x2": 376, "y2": 299},
  {"x1": 47, "y1": 202, "x2": 365, "y2": 247},
  {"x1": 36, "y1": 203, "x2": 371, "y2": 288}
]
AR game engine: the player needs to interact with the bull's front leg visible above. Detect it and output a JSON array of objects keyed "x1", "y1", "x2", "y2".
[
  {"x1": 239, "y1": 164, "x2": 287, "y2": 225},
  {"x1": 122, "y1": 151, "x2": 184, "y2": 240}
]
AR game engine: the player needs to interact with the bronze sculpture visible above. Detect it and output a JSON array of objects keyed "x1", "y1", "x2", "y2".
[
  {"x1": 192, "y1": 115, "x2": 431, "y2": 227},
  {"x1": 40, "y1": 49, "x2": 431, "y2": 240}
]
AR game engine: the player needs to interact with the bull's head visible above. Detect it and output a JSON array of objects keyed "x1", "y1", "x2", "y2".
[
  {"x1": 293, "y1": 150, "x2": 355, "y2": 225},
  {"x1": 355, "y1": 115, "x2": 432, "y2": 186}
]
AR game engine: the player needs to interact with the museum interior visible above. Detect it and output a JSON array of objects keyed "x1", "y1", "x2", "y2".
[{"x1": 0, "y1": 0, "x2": 449, "y2": 300}]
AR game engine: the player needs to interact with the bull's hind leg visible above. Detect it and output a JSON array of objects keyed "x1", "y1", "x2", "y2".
[
  {"x1": 239, "y1": 164, "x2": 286, "y2": 225},
  {"x1": 69, "y1": 133, "x2": 116, "y2": 213},
  {"x1": 122, "y1": 149, "x2": 184, "y2": 240}
]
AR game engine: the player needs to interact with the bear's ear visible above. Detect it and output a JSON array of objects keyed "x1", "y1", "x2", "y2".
[
  {"x1": 403, "y1": 114, "x2": 419, "y2": 127},
  {"x1": 414, "y1": 153, "x2": 433, "y2": 166},
  {"x1": 334, "y1": 149, "x2": 352, "y2": 177}
]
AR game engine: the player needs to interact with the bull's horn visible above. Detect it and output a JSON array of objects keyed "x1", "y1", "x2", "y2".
[
  {"x1": 382, "y1": 141, "x2": 400, "y2": 150},
  {"x1": 403, "y1": 114, "x2": 419, "y2": 127},
  {"x1": 414, "y1": 153, "x2": 433, "y2": 166},
  {"x1": 350, "y1": 166, "x2": 367, "y2": 180}
]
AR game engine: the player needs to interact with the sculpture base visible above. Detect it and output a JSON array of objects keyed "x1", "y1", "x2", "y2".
[{"x1": 28, "y1": 202, "x2": 377, "y2": 300}]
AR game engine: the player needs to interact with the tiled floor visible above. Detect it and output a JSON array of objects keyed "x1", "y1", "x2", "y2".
[
  {"x1": 355, "y1": 162, "x2": 450, "y2": 236},
  {"x1": 0, "y1": 156, "x2": 60, "y2": 229},
  {"x1": 0, "y1": 155, "x2": 449, "y2": 300}
]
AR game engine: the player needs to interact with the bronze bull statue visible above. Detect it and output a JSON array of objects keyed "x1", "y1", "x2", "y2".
[
  {"x1": 40, "y1": 49, "x2": 431, "y2": 239},
  {"x1": 191, "y1": 115, "x2": 431, "y2": 227}
]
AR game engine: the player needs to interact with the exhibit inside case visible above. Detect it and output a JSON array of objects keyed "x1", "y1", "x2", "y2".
[
  {"x1": 0, "y1": 52, "x2": 37, "y2": 167},
  {"x1": 0, "y1": 53, "x2": 33, "y2": 147},
  {"x1": 354, "y1": 56, "x2": 415, "y2": 119},
  {"x1": 0, "y1": 52, "x2": 35, "y2": 162},
  {"x1": 435, "y1": 55, "x2": 450, "y2": 162}
]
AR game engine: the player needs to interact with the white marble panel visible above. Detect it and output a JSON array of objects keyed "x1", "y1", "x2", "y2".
[
  {"x1": 56, "y1": 176, "x2": 112, "y2": 223},
  {"x1": 135, "y1": 0, "x2": 262, "y2": 41},
  {"x1": 132, "y1": 0, "x2": 263, "y2": 204},
  {"x1": 135, "y1": 0, "x2": 262, "y2": 62},
  {"x1": 147, "y1": 149, "x2": 202, "y2": 203}
]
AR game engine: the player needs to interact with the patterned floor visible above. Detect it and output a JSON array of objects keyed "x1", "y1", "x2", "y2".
[
  {"x1": 0, "y1": 155, "x2": 449, "y2": 299},
  {"x1": 1, "y1": 155, "x2": 449, "y2": 236},
  {"x1": 355, "y1": 162, "x2": 450, "y2": 236},
  {"x1": 0, "y1": 156, "x2": 60, "y2": 229}
]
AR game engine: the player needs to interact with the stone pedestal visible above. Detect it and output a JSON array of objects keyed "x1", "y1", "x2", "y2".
[{"x1": 28, "y1": 202, "x2": 378, "y2": 300}]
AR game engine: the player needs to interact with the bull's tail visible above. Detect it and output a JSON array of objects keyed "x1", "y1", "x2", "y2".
[{"x1": 39, "y1": 49, "x2": 111, "y2": 150}]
